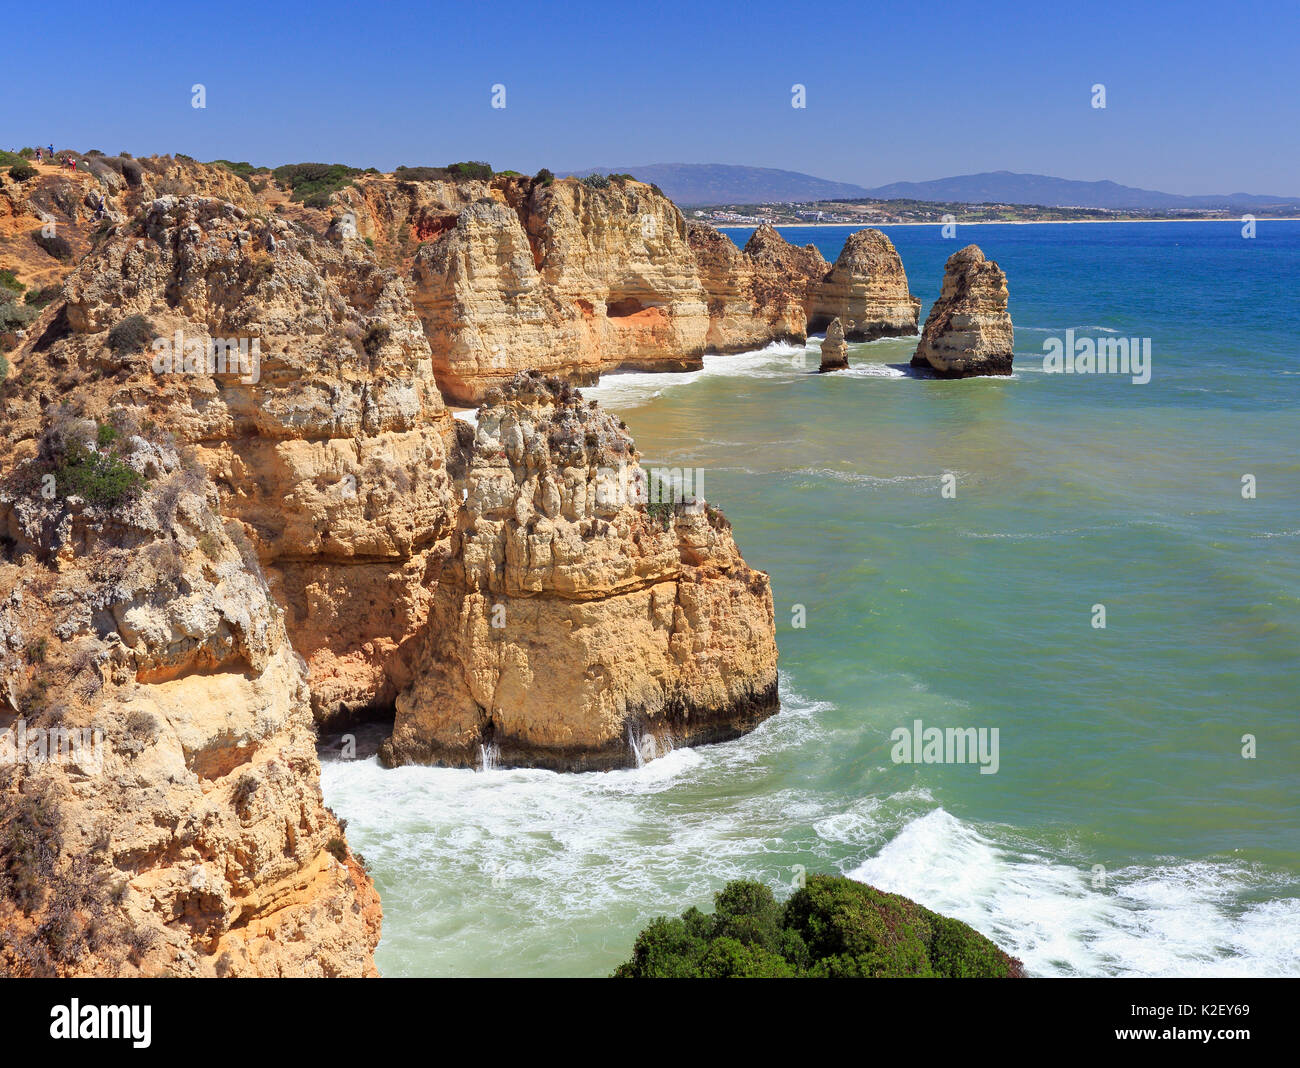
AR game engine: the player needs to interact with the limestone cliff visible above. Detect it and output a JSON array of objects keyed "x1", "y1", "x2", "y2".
[
  {"x1": 381, "y1": 372, "x2": 779, "y2": 771},
  {"x1": 911, "y1": 245, "x2": 1014, "y2": 377},
  {"x1": 407, "y1": 176, "x2": 711, "y2": 404},
  {"x1": 1, "y1": 176, "x2": 783, "y2": 970},
  {"x1": 0, "y1": 410, "x2": 380, "y2": 978},
  {"x1": 690, "y1": 220, "x2": 918, "y2": 355}
]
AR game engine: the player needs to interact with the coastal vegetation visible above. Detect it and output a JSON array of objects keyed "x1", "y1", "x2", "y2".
[{"x1": 614, "y1": 875, "x2": 1024, "y2": 978}]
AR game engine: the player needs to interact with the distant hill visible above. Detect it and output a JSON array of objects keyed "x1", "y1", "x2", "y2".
[
  {"x1": 565, "y1": 164, "x2": 872, "y2": 206},
  {"x1": 864, "y1": 171, "x2": 1300, "y2": 211},
  {"x1": 565, "y1": 164, "x2": 1300, "y2": 212}
]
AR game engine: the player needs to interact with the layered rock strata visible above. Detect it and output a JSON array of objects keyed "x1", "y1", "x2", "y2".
[
  {"x1": 819, "y1": 318, "x2": 849, "y2": 371},
  {"x1": 911, "y1": 245, "x2": 1014, "y2": 377},
  {"x1": 381, "y1": 372, "x2": 780, "y2": 771},
  {"x1": 809, "y1": 228, "x2": 921, "y2": 339},
  {"x1": 1, "y1": 181, "x2": 783, "y2": 969}
]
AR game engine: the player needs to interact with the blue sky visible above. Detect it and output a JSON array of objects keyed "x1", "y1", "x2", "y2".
[{"x1": 9, "y1": 0, "x2": 1298, "y2": 195}]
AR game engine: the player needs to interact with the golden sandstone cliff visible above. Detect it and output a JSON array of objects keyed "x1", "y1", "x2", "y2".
[
  {"x1": 0, "y1": 157, "x2": 788, "y2": 974},
  {"x1": 335, "y1": 174, "x2": 919, "y2": 402},
  {"x1": 382, "y1": 373, "x2": 778, "y2": 770}
]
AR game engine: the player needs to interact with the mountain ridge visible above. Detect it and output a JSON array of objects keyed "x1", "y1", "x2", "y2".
[{"x1": 566, "y1": 163, "x2": 1300, "y2": 210}]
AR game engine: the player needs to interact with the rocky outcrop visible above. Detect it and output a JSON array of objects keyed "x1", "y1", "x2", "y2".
[
  {"x1": 690, "y1": 221, "x2": 919, "y2": 358},
  {"x1": 380, "y1": 372, "x2": 780, "y2": 771},
  {"x1": 911, "y1": 245, "x2": 1014, "y2": 377},
  {"x1": 0, "y1": 417, "x2": 381, "y2": 977},
  {"x1": 809, "y1": 228, "x2": 920, "y2": 340},
  {"x1": 1, "y1": 181, "x2": 783, "y2": 970},
  {"x1": 407, "y1": 176, "x2": 713, "y2": 404},
  {"x1": 819, "y1": 318, "x2": 848, "y2": 372}
]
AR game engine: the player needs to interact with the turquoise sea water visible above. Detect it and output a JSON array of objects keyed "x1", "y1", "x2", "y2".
[{"x1": 322, "y1": 221, "x2": 1300, "y2": 977}]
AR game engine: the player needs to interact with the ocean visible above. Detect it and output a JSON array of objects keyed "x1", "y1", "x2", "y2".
[{"x1": 320, "y1": 221, "x2": 1300, "y2": 977}]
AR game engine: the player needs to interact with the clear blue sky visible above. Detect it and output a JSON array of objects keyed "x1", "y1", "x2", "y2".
[{"x1": 10, "y1": 0, "x2": 1298, "y2": 195}]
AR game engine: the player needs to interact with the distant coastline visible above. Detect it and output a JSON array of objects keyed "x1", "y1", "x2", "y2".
[{"x1": 717, "y1": 217, "x2": 1300, "y2": 228}]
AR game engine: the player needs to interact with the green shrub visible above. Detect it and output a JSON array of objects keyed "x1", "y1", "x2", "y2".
[
  {"x1": 209, "y1": 159, "x2": 266, "y2": 181},
  {"x1": 614, "y1": 875, "x2": 1024, "y2": 978},
  {"x1": 271, "y1": 162, "x2": 362, "y2": 206},
  {"x1": 197, "y1": 530, "x2": 221, "y2": 560},
  {"x1": 580, "y1": 173, "x2": 611, "y2": 189},
  {"x1": 446, "y1": 161, "x2": 493, "y2": 180},
  {"x1": 24, "y1": 285, "x2": 59, "y2": 307},
  {"x1": 106, "y1": 314, "x2": 155, "y2": 355},
  {"x1": 0, "y1": 297, "x2": 36, "y2": 333},
  {"x1": 54, "y1": 438, "x2": 145, "y2": 507},
  {"x1": 0, "y1": 269, "x2": 22, "y2": 295},
  {"x1": 0, "y1": 352, "x2": 8, "y2": 382},
  {"x1": 534, "y1": 167, "x2": 555, "y2": 186},
  {"x1": 8, "y1": 163, "x2": 37, "y2": 183},
  {"x1": 394, "y1": 165, "x2": 448, "y2": 182}
]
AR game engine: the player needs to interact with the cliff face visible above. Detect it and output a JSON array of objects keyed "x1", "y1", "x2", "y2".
[
  {"x1": 690, "y1": 220, "x2": 919, "y2": 355},
  {"x1": 7, "y1": 158, "x2": 922, "y2": 404},
  {"x1": 1, "y1": 175, "x2": 783, "y2": 970},
  {"x1": 381, "y1": 373, "x2": 779, "y2": 771},
  {"x1": 407, "y1": 177, "x2": 711, "y2": 404},
  {"x1": 51, "y1": 195, "x2": 461, "y2": 726},
  {"x1": 0, "y1": 373, "x2": 381, "y2": 977},
  {"x1": 911, "y1": 245, "x2": 1014, "y2": 377}
]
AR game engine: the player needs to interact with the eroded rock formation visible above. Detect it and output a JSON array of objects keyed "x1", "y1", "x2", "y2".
[
  {"x1": 0, "y1": 174, "x2": 783, "y2": 970},
  {"x1": 911, "y1": 245, "x2": 1014, "y2": 377},
  {"x1": 810, "y1": 228, "x2": 921, "y2": 340},
  {"x1": 381, "y1": 372, "x2": 779, "y2": 771},
  {"x1": 819, "y1": 318, "x2": 848, "y2": 372}
]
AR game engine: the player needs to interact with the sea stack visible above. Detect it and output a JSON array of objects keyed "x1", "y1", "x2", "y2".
[
  {"x1": 819, "y1": 317, "x2": 848, "y2": 371},
  {"x1": 810, "y1": 228, "x2": 920, "y2": 340},
  {"x1": 911, "y1": 245, "x2": 1014, "y2": 377}
]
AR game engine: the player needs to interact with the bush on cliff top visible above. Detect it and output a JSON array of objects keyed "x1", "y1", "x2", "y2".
[
  {"x1": 271, "y1": 162, "x2": 362, "y2": 207},
  {"x1": 9, "y1": 162, "x2": 37, "y2": 183},
  {"x1": 614, "y1": 875, "x2": 1024, "y2": 978},
  {"x1": 393, "y1": 162, "x2": 496, "y2": 183}
]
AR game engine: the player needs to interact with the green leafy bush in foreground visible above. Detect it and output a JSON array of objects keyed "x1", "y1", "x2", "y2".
[{"x1": 614, "y1": 875, "x2": 1025, "y2": 978}]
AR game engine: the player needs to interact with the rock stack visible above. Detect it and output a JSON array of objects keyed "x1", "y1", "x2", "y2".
[
  {"x1": 809, "y1": 228, "x2": 920, "y2": 340},
  {"x1": 819, "y1": 317, "x2": 848, "y2": 371},
  {"x1": 911, "y1": 245, "x2": 1014, "y2": 377}
]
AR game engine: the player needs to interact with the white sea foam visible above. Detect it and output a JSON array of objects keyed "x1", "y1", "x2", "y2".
[
  {"x1": 320, "y1": 672, "x2": 1297, "y2": 978},
  {"x1": 582, "y1": 342, "x2": 811, "y2": 409},
  {"x1": 847, "y1": 808, "x2": 1300, "y2": 977}
]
